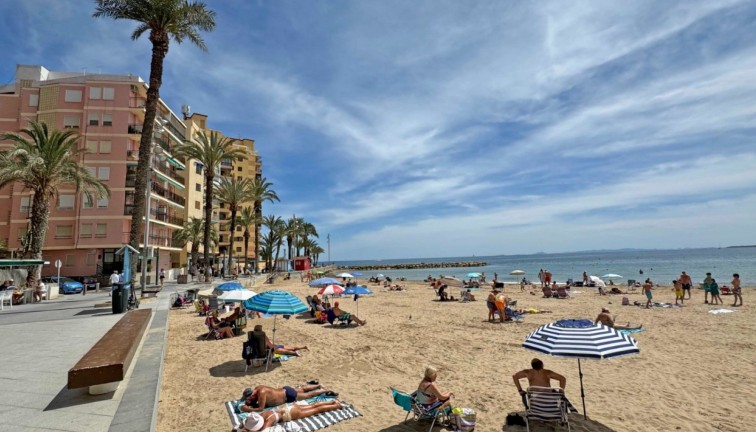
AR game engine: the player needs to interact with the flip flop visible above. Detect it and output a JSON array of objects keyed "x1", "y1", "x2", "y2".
[
  {"x1": 307, "y1": 380, "x2": 319, "y2": 385},
  {"x1": 324, "y1": 391, "x2": 339, "y2": 397}
]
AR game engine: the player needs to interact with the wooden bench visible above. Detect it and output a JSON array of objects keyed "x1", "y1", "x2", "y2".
[{"x1": 67, "y1": 309, "x2": 152, "y2": 395}]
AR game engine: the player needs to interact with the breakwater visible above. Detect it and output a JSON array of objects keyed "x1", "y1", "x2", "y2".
[{"x1": 338, "y1": 261, "x2": 487, "y2": 271}]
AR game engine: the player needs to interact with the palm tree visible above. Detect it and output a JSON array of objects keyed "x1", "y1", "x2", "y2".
[
  {"x1": 285, "y1": 215, "x2": 303, "y2": 265},
  {"x1": 237, "y1": 206, "x2": 257, "y2": 273},
  {"x1": 248, "y1": 177, "x2": 279, "y2": 273},
  {"x1": 94, "y1": 0, "x2": 216, "y2": 273},
  {"x1": 214, "y1": 176, "x2": 252, "y2": 272},
  {"x1": 261, "y1": 214, "x2": 284, "y2": 270},
  {"x1": 299, "y1": 221, "x2": 319, "y2": 257},
  {"x1": 0, "y1": 121, "x2": 109, "y2": 286},
  {"x1": 174, "y1": 131, "x2": 245, "y2": 281},
  {"x1": 310, "y1": 244, "x2": 325, "y2": 266},
  {"x1": 173, "y1": 217, "x2": 203, "y2": 272}
]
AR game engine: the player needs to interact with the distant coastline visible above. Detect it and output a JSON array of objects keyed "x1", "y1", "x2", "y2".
[{"x1": 726, "y1": 245, "x2": 756, "y2": 248}]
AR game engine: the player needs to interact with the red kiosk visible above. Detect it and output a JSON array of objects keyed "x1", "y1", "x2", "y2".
[{"x1": 293, "y1": 256, "x2": 311, "y2": 271}]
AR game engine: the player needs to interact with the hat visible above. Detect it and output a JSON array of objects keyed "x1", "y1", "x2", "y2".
[
  {"x1": 602, "y1": 307, "x2": 609, "y2": 312},
  {"x1": 241, "y1": 387, "x2": 253, "y2": 400},
  {"x1": 253, "y1": 324, "x2": 263, "y2": 333},
  {"x1": 242, "y1": 412, "x2": 263, "y2": 431}
]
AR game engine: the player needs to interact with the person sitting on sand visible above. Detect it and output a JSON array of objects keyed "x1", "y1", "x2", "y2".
[
  {"x1": 332, "y1": 301, "x2": 367, "y2": 326},
  {"x1": 595, "y1": 308, "x2": 642, "y2": 330},
  {"x1": 462, "y1": 289, "x2": 476, "y2": 302},
  {"x1": 238, "y1": 384, "x2": 336, "y2": 412},
  {"x1": 437, "y1": 284, "x2": 449, "y2": 301},
  {"x1": 223, "y1": 306, "x2": 242, "y2": 324},
  {"x1": 417, "y1": 366, "x2": 454, "y2": 412},
  {"x1": 512, "y1": 358, "x2": 566, "y2": 395},
  {"x1": 206, "y1": 312, "x2": 235, "y2": 339},
  {"x1": 236, "y1": 400, "x2": 345, "y2": 431}
]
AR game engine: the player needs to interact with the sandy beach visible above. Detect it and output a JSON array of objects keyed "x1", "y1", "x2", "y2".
[{"x1": 157, "y1": 279, "x2": 754, "y2": 432}]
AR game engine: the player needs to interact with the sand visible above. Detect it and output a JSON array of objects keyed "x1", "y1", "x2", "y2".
[{"x1": 156, "y1": 279, "x2": 755, "y2": 432}]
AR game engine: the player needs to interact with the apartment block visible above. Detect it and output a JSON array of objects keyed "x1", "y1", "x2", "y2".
[{"x1": 0, "y1": 65, "x2": 187, "y2": 279}]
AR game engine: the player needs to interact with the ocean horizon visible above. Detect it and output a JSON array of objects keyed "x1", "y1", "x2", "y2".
[{"x1": 333, "y1": 246, "x2": 756, "y2": 285}]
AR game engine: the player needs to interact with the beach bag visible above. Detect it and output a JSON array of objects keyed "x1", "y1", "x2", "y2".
[
  {"x1": 622, "y1": 296, "x2": 629, "y2": 306},
  {"x1": 450, "y1": 407, "x2": 476, "y2": 431}
]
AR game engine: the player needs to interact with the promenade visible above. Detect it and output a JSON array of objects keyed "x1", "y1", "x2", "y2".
[{"x1": 0, "y1": 283, "x2": 180, "y2": 432}]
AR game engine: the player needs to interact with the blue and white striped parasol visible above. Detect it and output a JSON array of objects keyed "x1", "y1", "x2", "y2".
[{"x1": 523, "y1": 319, "x2": 640, "y2": 419}]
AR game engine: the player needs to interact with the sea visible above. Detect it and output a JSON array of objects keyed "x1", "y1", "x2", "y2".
[{"x1": 334, "y1": 247, "x2": 756, "y2": 285}]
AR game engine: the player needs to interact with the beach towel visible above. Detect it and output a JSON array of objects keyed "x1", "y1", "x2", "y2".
[
  {"x1": 708, "y1": 309, "x2": 736, "y2": 315},
  {"x1": 225, "y1": 398, "x2": 361, "y2": 432}
]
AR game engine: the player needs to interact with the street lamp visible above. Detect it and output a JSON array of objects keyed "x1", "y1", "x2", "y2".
[{"x1": 140, "y1": 131, "x2": 164, "y2": 294}]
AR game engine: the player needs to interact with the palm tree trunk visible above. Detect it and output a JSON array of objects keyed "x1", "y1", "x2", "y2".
[
  {"x1": 228, "y1": 205, "x2": 237, "y2": 274},
  {"x1": 273, "y1": 240, "x2": 282, "y2": 273},
  {"x1": 203, "y1": 172, "x2": 214, "y2": 282},
  {"x1": 128, "y1": 36, "x2": 168, "y2": 281},
  {"x1": 253, "y1": 202, "x2": 261, "y2": 274},
  {"x1": 25, "y1": 192, "x2": 50, "y2": 287},
  {"x1": 243, "y1": 230, "x2": 250, "y2": 272},
  {"x1": 190, "y1": 243, "x2": 199, "y2": 273}
]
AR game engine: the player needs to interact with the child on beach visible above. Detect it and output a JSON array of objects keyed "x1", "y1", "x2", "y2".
[
  {"x1": 709, "y1": 279, "x2": 723, "y2": 305},
  {"x1": 642, "y1": 279, "x2": 653, "y2": 308},
  {"x1": 673, "y1": 280, "x2": 684, "y2": 305}
]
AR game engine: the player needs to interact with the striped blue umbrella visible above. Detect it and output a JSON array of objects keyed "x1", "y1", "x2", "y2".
[
  {"x1": 522, "y1": 319, "x2": 640, "y2": 419},
  {"x1": 308, "y1": 277, "x2": 340, "y2": 287},
  {"x1": 243, "y1": 291, "x2": 308, "y2": 371}
]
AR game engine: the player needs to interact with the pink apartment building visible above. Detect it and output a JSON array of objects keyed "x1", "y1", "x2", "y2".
[{"x1": 0, "y1": 65, "x2": 187, "y2": 280}]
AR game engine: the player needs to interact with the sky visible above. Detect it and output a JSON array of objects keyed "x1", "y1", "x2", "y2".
[{"x1": 1, "y1": 0, "x2": 756, "y2": 260}]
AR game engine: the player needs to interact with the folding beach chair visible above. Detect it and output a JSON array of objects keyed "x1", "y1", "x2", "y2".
[
  {"x1": 542, "y1": 287, "x2": 554, "y2": 298},
  {"x1": 389, "y1": 387, "x2": 449, "y2": 432},
  {"x1": 204, "y1": 316, "x2": 221, "y2": 340},
  {"x1": 556, "y1": 287, "x2": 570, "y2": 299},
  {"x1": 524, "y1": 386, "x2": 571, "y2": 432},
  {"x1": 243, "y1": 331, "x2": 273, "y2": 372}
]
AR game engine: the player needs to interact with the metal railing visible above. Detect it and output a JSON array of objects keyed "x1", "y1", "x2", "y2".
[
  {"x1": 152, "y1": 160, "x2": 184, "y2": 183},
  {"x1": 128, "y1": 124, "x2": 143, "y2": 134},
  {"x1": 150, "y1": 182, "x2": 186, "y2": 206},
  {"x1": 148, "y1": 235, "x2": 182, "y2": 248},
  {"x1": 149, "y1": 207, "x2": 184, "y2": 226}
]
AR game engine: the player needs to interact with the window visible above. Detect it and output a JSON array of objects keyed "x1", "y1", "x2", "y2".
[
  {"x1": 29, "y1": 94, "x2": 39, "y2": 106},
  {"x1": 63, "y1": 116, "x2": 80, "y2": 129},
  {"x1": 97, "y1": 197, "x2": 109, "y2": 208},
  {"x1": 237, "y1": 176, "x2": 242, "y2": 181},
  {"x1": 237, "y1": 167, "x2": 242, "y2": 172},
  {"x1": 86, "y1": 253, "x2": 96, "y2": 265},
  {"x1": 80, "y1": 223, "x2": 92, "y2": 238},
  {"x1": 64, "y1": 89, "x2": 82, "y2": 103},
  {"x1": 236, "y1": 226, "x2": 242, "y2": 232},
  {"x1": 85, "y1": 166, "x2": 96, "y2": 177},
  {"x1": 195, "y1": 163, "x2": 202, "y2": 174},
  {"x1": 85, "y1": 141, "x2": 98, "y2": 153},
  {"x1": 102, "y1": 87, "x2": 115, "y2": 100},
  {"x1": 220, "y1": 202, "x2": 225, "y2": 209},
  {"x1": 65, "y1": 254, "x2": 75, "y2": 266},
  {"x1": 56, "y1": 225, "x2": 73, "y2": 239},
  {"x1": 83, "y1": 196, "x2": 93, "y2": 208},
  {"x1": 99, "y1": 141, "x2": 111, "y2": 153},
  {"x1": 195, "y1": 183, "x2": 201, "y2": 192},
  {"x1": 89, "y1": 87, "x2": 102, "y2": 100},
  {"x1": 88, "y1": 113, "x2": 99, "y2": 126},
  {"x1": 20, "y1": 196, "x2": 31, "y2": 212},
  {"x1": 97, "y1": 167, "x2": 110, "y2": 180},
  {"x1": 236, "y1": 247, "x2": 242, "y2": 252},
  {"x1": 102, "y1": 113, "x2": 113, "y2": 127},
  {"x1": 58, "y1": 194, "x2": 75, "y2": 210},
  {"x1": 95, "y1": 223, "x2": 107, "y2": 238},
  {"x1": 194, "y1": 201, "x2": 200, "y2": 210}
]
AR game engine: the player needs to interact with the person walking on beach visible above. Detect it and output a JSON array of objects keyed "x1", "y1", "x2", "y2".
[
  {"x1": 582, "y1": 271, "x2": 589, "y2": 286},
  {"x1": 679, "y1": 271, "x2": 693, "y2": 299},
  {"x1": 672, "y1": 280, "x2": 684, "y2": 305},
  {"x1": 538, "y1": 269, "x2": 544, "y2": 287},
  {"x1": 709, "y1": 279, "x2": 723, "y2": 305},
  {"x1": 731, "y1": 273, "x2": 743, "y2": 307},
  {"x1": 642, "y1": 279, "x2": 653, "y2": 308},
  {"x1": 703, "y1": 272, "x2": 713, "y2": 304}
]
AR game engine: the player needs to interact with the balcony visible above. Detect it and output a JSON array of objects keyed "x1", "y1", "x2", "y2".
[
  {"x1": 148, "y1": 235, "x2": 182, "y2": 248},
  {"x1": 129, "y1": 98, "x2": 146, "y2": 109},
  {"x1": 150, "y1": 207, "x2": 185, "y2": 226},
  {"x1": 152, "y1": 160, "x2": 184, "y2": 184},
  {"x1": 128, "y1": 124, "x2": 143, "y2": 134},
  {"x1": 127, "y1": 150, "x2": 138, "y2": 161},
  {"x1": 150, "y1": 182, "x2": 186, "y2": 207},
  {"x1": 125, "y1": 174, "x2": 136, "y2": 188}
]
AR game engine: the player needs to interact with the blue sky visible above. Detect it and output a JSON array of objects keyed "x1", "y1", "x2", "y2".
[{"x1": 2, "y1": 0, "x2": 756, "y2": 260}]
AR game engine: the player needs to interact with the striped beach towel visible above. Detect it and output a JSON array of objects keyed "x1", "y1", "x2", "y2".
[{"x1": 225, "y1": 399, "x2": 361, "y2": 432}]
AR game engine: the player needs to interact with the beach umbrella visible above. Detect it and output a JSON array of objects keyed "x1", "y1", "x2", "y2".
[
  {"x1": 342, "y1": 285, "x2": 373, "y2": 315},
  {"x1": 219, "y1": 289, "x2": 257, "y2": 302},
  {"x1": 602, "y1": 273, "x2": 622, "y2": 279},
  {"x1": 466, "y1": 272, "x2": 482, "y2": 278},
  {"x1": 336, "y1": 272, "x2": 354, "y2": 278},
  {"x1": 510, "y1": 270, "x2": 526, "y2": 276},
  {"x1": 522, "y1": 319, "x2": 640, "y2": 419},
  {"x1": 243, "y1": 291, "x2": 309, "y2": 371},
  {"x1": 589, "y1": 275, "x2": 606, "y2": 288},
  {"x1": 441, "y1": 276, "x2": 464, "y2": 287},
  {"x1": 308, "y1": 277, "x2": 340, "y2": 287},
  {"x1": 216, "y1": 281, "x2": 243, "y2": 291},
  {"x1": 317, "y1": 284, "x2": 345, "y2": 296}
]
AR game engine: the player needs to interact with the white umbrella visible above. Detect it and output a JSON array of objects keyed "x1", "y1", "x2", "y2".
[
  {"x1": 589, "y1": 275, "x2": 606, "y2": 288},
  {"x1": 510, "y1": 270, "x2": 526, "y2": 275},
  {"x1": 219, "y1": 290, "x2": 257, "y2": 302},
  {"x1": 336, "y1": 272, "x2": 354, "y2": 278},
  {"x1": 602, "y1": 273, "x2": 622, "y2": 279},
  {"x1": 441, "y1": 276, "x2": 464, "y2": 287}
]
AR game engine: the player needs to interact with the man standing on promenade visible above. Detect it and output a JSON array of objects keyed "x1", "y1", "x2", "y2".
[
  {"x1": 512, "y1": 358, "x2": 567, "y2": 408},
  {"x1": 642, "y1": 279, "x2": 654, "y2": 308},
  {"x1": 679, "y1": 271, "x2": 693, "y2": 299},
  {"x1": 109, "y1": 270, "x2": 120, "y2": 297},
  {"x1": 703, "y1": 272, "x2": 713, "y2": 304}
]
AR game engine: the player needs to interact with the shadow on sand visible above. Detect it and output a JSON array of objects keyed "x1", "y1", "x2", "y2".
[{"x1": 209, "y1": 359, "x2": 280, "y2": 377}]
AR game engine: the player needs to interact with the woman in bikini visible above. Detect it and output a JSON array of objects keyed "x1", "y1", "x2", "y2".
[
  {"x1": 416, "y1": 366, "x2": 454, "y2": 412},
  {"x1": 236, "y1": 400, "x2": 345, "y2": 431}
]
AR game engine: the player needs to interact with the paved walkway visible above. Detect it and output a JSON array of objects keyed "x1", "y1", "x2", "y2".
[{"x1": 0, "y1": 283, "x2": 187, "y2": 432}]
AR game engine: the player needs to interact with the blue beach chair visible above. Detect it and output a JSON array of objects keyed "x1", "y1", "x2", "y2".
[{"x1": 389, "y1": 387, "x2": 449, "y2": 431}]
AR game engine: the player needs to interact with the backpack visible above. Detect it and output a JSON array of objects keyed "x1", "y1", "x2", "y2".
[{"x1": 450, "y1": 407, "x2": 476, "y2": 431}]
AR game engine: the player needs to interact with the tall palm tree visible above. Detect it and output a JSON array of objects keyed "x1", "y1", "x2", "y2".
[
  {"x1": 310, "y1": 244, "x2": 325, "y2": 266},
  {"x1": 261, "y1": 214, "x2": 283, "y2": 270},
  {"x1": 0, "y1": 121, "x2": 109, "y2": 286},
  {"x1": 214, "y1": 176, "x2": 252, "y2": 272},
  {"x1": 94, "y1": 0, "x2": 216, "y2": 273},
  {"x1": 299, "y1": 221, "x2": 319, "y2": 257},
  {"x1": 172, "y1": 216, "x2": 208, "y2": 272},
  {"x1": 237, "y1": 206, "x2": 257, "y2": 272},
  {"x1": 248, "y1": 177, "x2": 279, "y2": 273},
  {"x1": 285, "y1": 215, "x2": 303, "y2": 265},
  {"x1": 174, "y1": 131, "x2": 245, "y2": 281}
]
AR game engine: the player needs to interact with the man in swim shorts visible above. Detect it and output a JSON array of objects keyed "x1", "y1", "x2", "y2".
[
  {"x1": 239, "y1": 384, "x2": 336, "y2": 412},
  {"x1": 679, "y1": 271, "x2": 693, "y2": 299},
  {"x1": 731, "y1": 273, "x2": 742, "y2": 307},
  {"x1": 642, "y1": 279, "x2": 653, "y2": 309},
  {"x1": 703, "y1": 272, "x2": 713, "y2": 304}
]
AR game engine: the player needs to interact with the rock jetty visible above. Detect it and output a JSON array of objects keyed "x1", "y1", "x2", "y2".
[{"x1": 337, "y1": 261, "x2": 487, "y2": 271}]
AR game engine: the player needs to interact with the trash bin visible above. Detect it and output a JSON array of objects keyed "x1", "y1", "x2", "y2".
[{"x1": 112, "y1": 283, "x2": 126, "y2": 314}]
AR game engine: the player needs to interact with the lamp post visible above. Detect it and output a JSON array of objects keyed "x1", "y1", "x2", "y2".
[{"x1": 140, "y1": 133, "x2": 164, "y2": 295}]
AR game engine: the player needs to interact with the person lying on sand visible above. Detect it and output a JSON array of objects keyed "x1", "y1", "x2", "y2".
[
  {"x1": 333, "y1": 301, "x2": 367, "y2": 325},
  {"x1": 595, "y1": 308, "x2": 642, "y2": 330},
  {"x1": 236, "y1": 400, "x2": 346, "y2": 431},
  {"x1": 238, "y1": 384, "x2": 337, "y2": 412}
]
